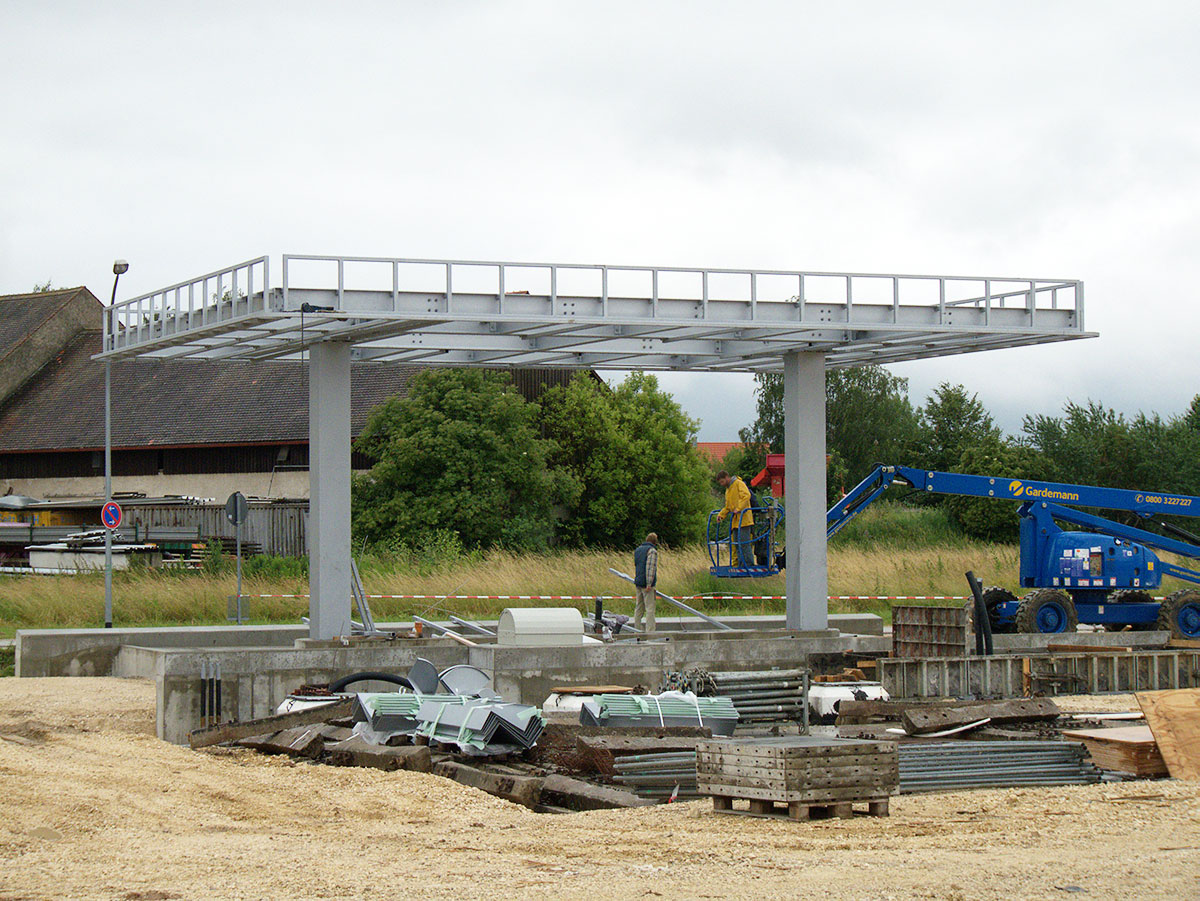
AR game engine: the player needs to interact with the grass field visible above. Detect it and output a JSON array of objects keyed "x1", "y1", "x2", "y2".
[{"x1": 0, "y1": 503, "x2": 1188, "y2": 636}]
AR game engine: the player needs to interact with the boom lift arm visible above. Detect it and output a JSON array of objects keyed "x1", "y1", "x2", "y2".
[{"x1": 828, "y1": 465, "x2": 1200, "y2": 637}]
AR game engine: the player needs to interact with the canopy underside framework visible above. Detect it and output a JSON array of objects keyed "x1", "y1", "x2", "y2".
[{"x1": 98, "y1": 255, "x2": 1092, "y2": 369}]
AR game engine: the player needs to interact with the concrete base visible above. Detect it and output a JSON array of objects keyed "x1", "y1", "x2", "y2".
[
  {"x1": 991, "y1": 630, "x2": 1170, "y2": 653},
  {"x1": 16, "y1": 625, "x2": 310, "y2": 677},
  {"x1": 135, "y1": 629, "x2": 889, "y2": 744},
  {"x1": 16, "y1": 613, "x2": 885, "y2": 678}
]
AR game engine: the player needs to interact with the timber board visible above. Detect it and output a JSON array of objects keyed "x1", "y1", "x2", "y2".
[{"x1": 1136, "y1": 688, "x2": 1200, "y2": 781}]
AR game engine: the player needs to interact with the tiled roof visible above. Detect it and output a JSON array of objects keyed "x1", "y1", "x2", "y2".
[
  {"x1": 0, "y1": 330, "x2": 578, "y2": 452},
  {"x1": 0, "y1": 288, "x2": 90, "y2": 365},
  {"x1": 694, "y1": 441, "x2": 743, "y2": 462}
]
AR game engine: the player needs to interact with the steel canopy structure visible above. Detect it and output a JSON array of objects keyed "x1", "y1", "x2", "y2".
[{"x1": 98, "y1": 254, "x2": 1093, "y2": 638}]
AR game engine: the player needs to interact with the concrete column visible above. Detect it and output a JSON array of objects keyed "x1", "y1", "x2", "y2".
[
  {"x1": 308, "y1": 341, "x2": 353, "y2": 640},
  {"x1": 783, "y1": 351, "x2": 829, "y2": 631}
]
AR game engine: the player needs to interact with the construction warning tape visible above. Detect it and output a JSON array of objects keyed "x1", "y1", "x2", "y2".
[{"x1": 249, "y1": 593, "x2": 977, "y2": 601}]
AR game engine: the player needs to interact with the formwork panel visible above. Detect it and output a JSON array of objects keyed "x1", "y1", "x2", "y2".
[
  {"x1": 880, "y1": 650, "x2": 1200, "y2": 699},
  {"x1": 891, "y1": 605, "x2": 970, "y2": 659}
]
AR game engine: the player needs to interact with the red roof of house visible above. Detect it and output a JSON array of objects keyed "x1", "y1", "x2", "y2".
[{"x1": 694, "y1": 441, "x2": 743, "y2": 462}]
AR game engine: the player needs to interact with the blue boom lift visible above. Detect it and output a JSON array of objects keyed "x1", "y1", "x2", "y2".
[{"x1": 827, "y1": 465, "x2": 1200, "y2": 639}]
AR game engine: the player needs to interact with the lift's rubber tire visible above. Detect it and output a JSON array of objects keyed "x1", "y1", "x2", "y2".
[
  {"x1": 980, "y1": 586, "x2": 1018, "y2": 634},
  {"x1": 1155, "y1": 589, "x2": 1200, "y2": 640},
  {"x1": 1106, "y1": 589, "x2": 1157, "y2": 631},
  {"x1": 1014, "y1": 589, "x2": 1078, "y2": 634}
]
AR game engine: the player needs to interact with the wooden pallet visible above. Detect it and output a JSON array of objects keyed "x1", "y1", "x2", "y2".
[
  {"x1": 696, "y1": 736, "x2": 898, "y2": 819},
  {"x1": 711, "y1": 795, "x2": 890, "y2": 820}
]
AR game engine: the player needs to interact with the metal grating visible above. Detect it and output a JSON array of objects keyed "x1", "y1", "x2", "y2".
[{"x1": 97, "y1": 255, "x2": 1092, "y2": 371}]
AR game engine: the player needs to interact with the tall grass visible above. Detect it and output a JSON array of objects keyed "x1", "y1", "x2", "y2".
[{"x1": 0, "y1": 503, "x2": 1188, "y2": 635}]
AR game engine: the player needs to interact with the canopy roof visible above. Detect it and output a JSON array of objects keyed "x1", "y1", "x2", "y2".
[{"x1": 98, "y1": 255, "x2": 1093, "y2": 371}]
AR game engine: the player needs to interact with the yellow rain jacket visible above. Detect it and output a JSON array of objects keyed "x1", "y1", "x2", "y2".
[{"x1": 718, "y1": 476, "x2": 754, "y2": 528}]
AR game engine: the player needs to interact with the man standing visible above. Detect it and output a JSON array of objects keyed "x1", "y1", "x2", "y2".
[
  {"x1": 716, "y1": 470, "x2": 754, "y2": 567},
  {"x1": 633, "y1": 532, "x2": 659, "y2": 633}
]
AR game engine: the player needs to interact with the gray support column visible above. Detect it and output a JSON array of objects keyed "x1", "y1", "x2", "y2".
[
  {"x1": 783, "y1": 351, "x2": 829, "y2": 631},
  {"x1": 308, "y1": 341, "x2": 353, "y2": 640}
]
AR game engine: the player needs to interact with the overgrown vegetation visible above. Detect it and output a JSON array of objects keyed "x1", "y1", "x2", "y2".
[
  {"x1": 2, "y1": 502, "x2": 1195, "y2": 639},
  {"x1": 351, "y1": 369, "x2": 713, "y2": 552}
]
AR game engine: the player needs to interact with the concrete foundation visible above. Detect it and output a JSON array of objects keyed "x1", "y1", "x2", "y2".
[
  {"x1": 124, "y1": 628, "x2": 888, "y2": 744},
  {"x1": 16, "y1": 625, "x2": 310, "y2": 677},
  {"x1": 15, "y1": 613, "x2": 883, "y2": 679}
]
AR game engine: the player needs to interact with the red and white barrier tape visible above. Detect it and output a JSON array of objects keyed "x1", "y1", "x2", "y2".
[{"x1": 250, "y1": 593, "x2": 973, "y2": 601}]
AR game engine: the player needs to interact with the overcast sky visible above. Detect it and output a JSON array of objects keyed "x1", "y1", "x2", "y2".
[{"x1": 3, "y1": 2, "x2": 1198, "y2": 441}]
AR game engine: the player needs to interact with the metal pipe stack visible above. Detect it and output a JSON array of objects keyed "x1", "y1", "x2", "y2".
[
  {"x1": 708, "y1": 669, "x2": 808, "y2": 724},
  {"x1": 612, "y1": 739, "x2": 1102, "y2": 801},
  {"x1": 898, "y1": 741, "x2": 1102, "y2": 793},
  {"x1": 612, "y1": 752, "x2": 701, "y2": 801}
]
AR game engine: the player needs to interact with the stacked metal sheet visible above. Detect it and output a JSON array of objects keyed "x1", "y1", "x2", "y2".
[
  {"x1": 898, "y1": 741, "x2": 1103, "y2": 793},
  {"x1": 613, "y1": 752, "x2": 701, "y2": 801},
  {"x1": 579, "y1": 692, "x2": 738, "y2": 736},
  {"x1": 611, "y1": 739, "x2": 1103, "y2": 801},
  {"x1": 413, "y1": 698, "x2": 546, "y2": 756},
  {"x1": 353, "y1": 692, "x2": 469, "y2": 734}
]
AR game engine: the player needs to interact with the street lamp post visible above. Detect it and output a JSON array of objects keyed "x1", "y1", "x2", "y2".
[{"x1": 104, "y1": 259, "x2": 128, "y2": 629}]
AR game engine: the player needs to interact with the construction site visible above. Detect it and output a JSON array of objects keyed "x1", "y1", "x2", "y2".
[{"x1": 3, "y1": 254, "x2": 1200, "y2": 899}]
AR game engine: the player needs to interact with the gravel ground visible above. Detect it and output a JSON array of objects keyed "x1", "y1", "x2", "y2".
[{"x1": 1, "y1": 678, "x2": 1198, "y2": 901}]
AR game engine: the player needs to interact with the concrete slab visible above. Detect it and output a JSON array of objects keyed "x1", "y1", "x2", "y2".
[
  {"x1": 144, "y1": 628, "x2": 891, "y2": 744},
  {"x1": 991, "y1": 631, "x2": 1170, "y2": 653},
  {"x1": 16, "y1": 612, "x2": 886, "y2": 678},
  {"x1": 16, "y1": 624, "x2": 310, "y2": 678}
]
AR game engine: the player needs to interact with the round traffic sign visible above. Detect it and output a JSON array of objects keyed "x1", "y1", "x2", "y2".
[{"x1": 101, "y1": 501, "x2": 122, "y2": 530}]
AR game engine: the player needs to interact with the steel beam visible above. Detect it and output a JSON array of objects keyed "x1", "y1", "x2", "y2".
[
  {"x1": 308, "y1": 341, "x2": 353, "y2": 640},
  {"x1": 784, "y1": 351, "x2": 828, "y2": 631}
]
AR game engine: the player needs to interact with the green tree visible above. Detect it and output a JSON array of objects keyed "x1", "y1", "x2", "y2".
[
  {"x1": 738, "y1": 372, "x2": 784, "y2": 452},
  {"x1": 825, "y1": 367, "x2": 920, "y2": 485},
  {"x1": 739, "y1": 365, "x2": 920, "y2": 502},
  {"x1": 1184, "y1": 395, "x2": 1200, "y2": 433},
  {"x1": 31, "y1": 280, "x2": 52, "y2": 293},
  {"x1": 944, "y1": 439, "x2": 1053, "y2": 541},
  {"x1": 916, "y1": 383, "x2": 1001, "y2": 473},
  {"x1": 539, "y1": 372, "x2": 712, "y2": 547},
  {"x1": 351, "y1": 369, "x2": 578, "y2": 551}
]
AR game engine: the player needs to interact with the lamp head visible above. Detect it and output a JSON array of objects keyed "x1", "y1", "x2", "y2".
[{"x1": 112, "y1": 260, "x2": 129, "y2": 276}]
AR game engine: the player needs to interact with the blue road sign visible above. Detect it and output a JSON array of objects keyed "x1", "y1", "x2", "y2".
[{"x1": 101, "y1": 501, "x2": 122, "y2": 530}]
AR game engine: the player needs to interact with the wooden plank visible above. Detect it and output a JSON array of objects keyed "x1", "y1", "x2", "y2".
[
  {"x1": 326, "y1": 737, "x2": 433, "y2": 772},
  {"x1": 552, "y1": 685, "x2": 635, "y2": 695},
  {"x1": 1168, "y1": 639, "x2": 1200, "y2": 649},
  {"x1": 235, "y1": 724, "x2": 352, "y2": 759},
  {"x1": 188, "y1": 698, "x2": 353, "y2": 749},
  {"x1": 1061, "y1": 725, "x2": 1168, "y2": 777},
  {"x1": 901, "y1": 698, "x2": 1059, "y2": 735},
  {"x1": 696, "y1": 739, "x2": 894, "y2": 759},
  {"x1": 1136, "y1": 688, "x2": 1200, "y2": 781},
  {"x1": 697, "y1": 779, "x2": 896, "y2": 803},
  {"x1": 694, "y1": 769, "x2": 898, "y2": 792},
  {"x1": 696, "y1": 751, "x2": 894, "y2": 772}
]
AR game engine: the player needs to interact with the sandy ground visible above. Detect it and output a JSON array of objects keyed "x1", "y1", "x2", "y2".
[{"x1": 1, "y1": 679, "x2": 1198, "y2": 901}]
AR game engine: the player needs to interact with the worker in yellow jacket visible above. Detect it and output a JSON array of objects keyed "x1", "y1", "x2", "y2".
[{"x1": 715, "y1": 470, "x2": 755, "y2": 567}]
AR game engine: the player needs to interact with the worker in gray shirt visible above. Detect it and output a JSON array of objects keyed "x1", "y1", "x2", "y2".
[{"x1": 633, "y1": 532, "x2": 659, "y2": 633}]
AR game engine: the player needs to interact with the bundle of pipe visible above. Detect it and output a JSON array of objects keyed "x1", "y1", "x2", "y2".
[
  {"x1": 612, "y1": 752, "x2": 701, "y2": 802},
  {"x1": 611, "y1": 739, "x2": 1101, "y2": 801},
  {"x1": 898, "y1": 741, "x2": 1102, "y2": 793},
  {"x1": 708, "y1": 669, "x2": 808, "y2": 724}
]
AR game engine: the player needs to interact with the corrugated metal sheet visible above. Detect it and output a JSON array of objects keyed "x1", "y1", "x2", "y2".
[{"x1": 122, "y1": 502, "x2": 308, "y2": 557}]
